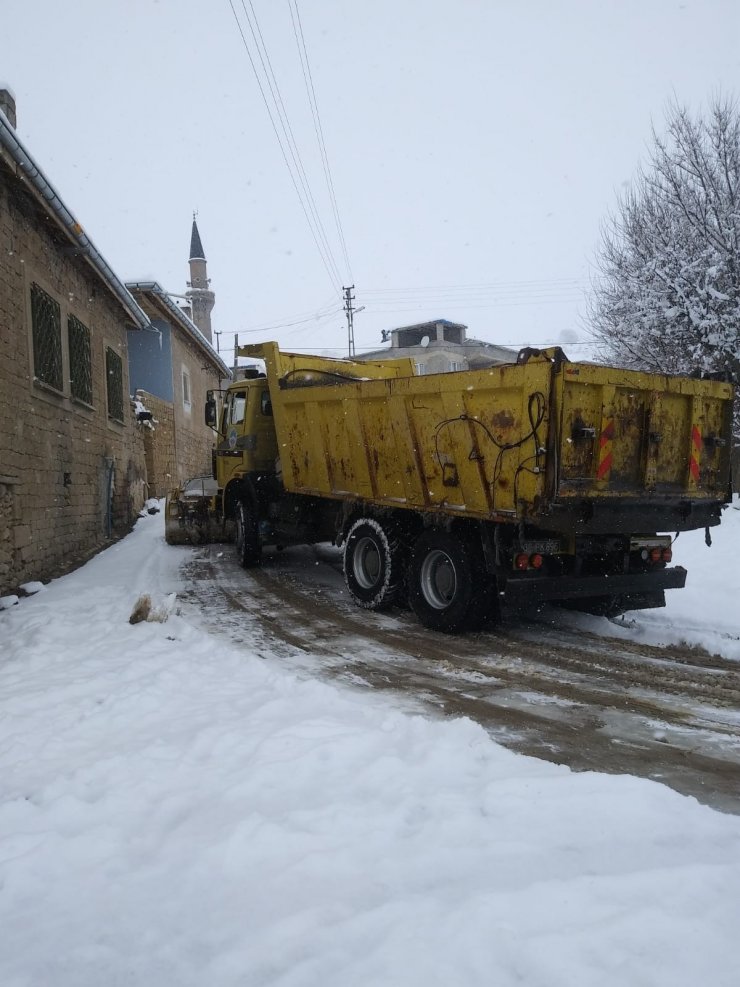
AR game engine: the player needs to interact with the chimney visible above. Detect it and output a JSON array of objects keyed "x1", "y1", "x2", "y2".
[{"x1": 0, "y1": 88, "x2": 17, "y2": 129}]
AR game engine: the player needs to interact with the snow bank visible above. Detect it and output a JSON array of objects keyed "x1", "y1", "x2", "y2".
[
  {"x1": 636, "y1": 498, "x2": 740, "y2": 656},
  {"x1": 1, "y1": 514, "x2": 739, "y2": 986},
  {"x1": 559, "y1": 497, "x2": 740, "y2": 660}
]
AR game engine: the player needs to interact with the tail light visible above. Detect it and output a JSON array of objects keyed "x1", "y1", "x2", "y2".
[
  {"x1": 530, "y1": 553, "x2": 544, "y2": 569},
  {"x1": 649, "y1": 547, "x2": 662, "y2": 563},
  {"x1": 515, "y1": 553, "x2": 529, "y2": 570},
  {"x1": 662, "y1": 547, "x2": 672, "y2": 563}
]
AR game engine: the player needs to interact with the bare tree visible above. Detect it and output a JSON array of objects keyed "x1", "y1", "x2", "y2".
[{"x1": 590, "y1": 97, "x2": 740, "y2": 432}]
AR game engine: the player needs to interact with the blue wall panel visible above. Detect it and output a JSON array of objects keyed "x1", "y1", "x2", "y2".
[{"x1": 127, "y1": 320, "x2": 173, "y2": 402}]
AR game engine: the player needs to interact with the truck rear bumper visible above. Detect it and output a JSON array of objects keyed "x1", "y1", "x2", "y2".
[
  {"x1": 503, "y1": 566, "x2": 687, "y2": 606},
  {"x1": 545, "y1": 497, "x2": 724, "y2": 534}
]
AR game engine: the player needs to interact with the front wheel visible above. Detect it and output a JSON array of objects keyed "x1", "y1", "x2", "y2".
[
  {"x1": 235, "y1": 498, "x2": 261, "y2": 569},
  {"x1": 408, "y1": 529, "x2": 496, "y2": 633},
  {"x1": 343, "y1": 517, "x2": 406, "y2": 610}
]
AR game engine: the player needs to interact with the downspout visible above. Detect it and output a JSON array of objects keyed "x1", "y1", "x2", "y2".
[
  {"x1": 0, "y1": 110, "x2": 157, "y2": 334},
  {"x1": 105, "y1": 458, "x2": 115, "y2": 537}
]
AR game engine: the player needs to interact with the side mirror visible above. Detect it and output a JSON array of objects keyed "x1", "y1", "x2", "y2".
[{"x1": 205, "y1": 394, "x2": 217, "y2": 428}]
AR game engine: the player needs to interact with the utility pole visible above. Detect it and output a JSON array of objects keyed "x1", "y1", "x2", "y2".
[
  {"x1": 214, "y1": 330, "x2": 222, "y2": 354},
  {"x1": 343, "y1": 285, "x2": 356, "y2": 357}
]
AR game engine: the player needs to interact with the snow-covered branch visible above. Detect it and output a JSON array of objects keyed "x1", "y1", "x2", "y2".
[{"x1": 589, "y1": 97, "x2": 740, "y2": 434}]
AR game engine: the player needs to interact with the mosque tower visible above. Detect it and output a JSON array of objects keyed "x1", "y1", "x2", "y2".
[{"x1": 186, "y1": 216, "x2": 215, "y2": 343}]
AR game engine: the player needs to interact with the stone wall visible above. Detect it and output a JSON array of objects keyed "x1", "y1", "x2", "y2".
[
  {"x1": 0, "y1": 162, "x2": 148, "y2": 595},
  {"x1": 170, "y1": 329, "x2": 220, "y2": 484},
  {"x1": 136, "y1": 390, "x2": 177, "y2": 498}
]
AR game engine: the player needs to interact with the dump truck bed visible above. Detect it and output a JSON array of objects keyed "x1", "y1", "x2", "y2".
[{"x1": 241, "y1": 343, "x2": 734, "y2": 532}]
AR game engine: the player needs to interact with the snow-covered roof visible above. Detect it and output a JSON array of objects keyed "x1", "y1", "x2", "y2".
[
  {"x1": 126, "y1": 281, "x2": 230, "y2": 379},
  {"x1": 390, "y1": 318, "x2": 467, "y2": 332}
]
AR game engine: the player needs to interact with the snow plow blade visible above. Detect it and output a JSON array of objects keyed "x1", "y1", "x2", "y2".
[{"x1": 164, "y1": 477, "x2": 230, "y2": 546}]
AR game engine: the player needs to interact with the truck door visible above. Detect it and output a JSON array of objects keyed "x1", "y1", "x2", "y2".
[
  {"x1": 216, "y1": 389, "x2": 248, "y2": 487},
  {"x1": 216, "y1": 385, "x2": 279, "y2": 484},
  {"x1": 253, "y1": 387, "x2": 279, "y2": 470}
]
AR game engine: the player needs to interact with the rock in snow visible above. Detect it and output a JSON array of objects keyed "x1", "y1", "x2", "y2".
[
  {"x1": 19, "y1": 581, "x2": 44, "y2": 595},
  {"x1": 129, "y1": 591, "x2": 177, "y2": 624}
]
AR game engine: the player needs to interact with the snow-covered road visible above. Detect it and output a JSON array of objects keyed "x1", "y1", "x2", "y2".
[
  {"x1": 1, "y1": 508, "x2": 739, "y2": 985},
  {"x1": 179, "y1": 533, "x2": 740, "y2": 813}
]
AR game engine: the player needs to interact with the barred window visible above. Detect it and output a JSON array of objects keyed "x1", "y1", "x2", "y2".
[
  {"x1": 68, "y1": 315, "x2": 93, "y2": 405},
  {"x1": 30, "y1": 282, "x2": 63, "y2": 390},
  {"x1": 105, "y1": 346, "x2": 124, "y2": 422}
]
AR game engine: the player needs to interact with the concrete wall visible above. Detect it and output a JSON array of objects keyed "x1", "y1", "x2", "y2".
[
  {"x1": 359, "y1": 340, "x2": 517, "y2": 374},
  {"x1": 0, "y1": 164, "x2": 147, "y2": 595}
]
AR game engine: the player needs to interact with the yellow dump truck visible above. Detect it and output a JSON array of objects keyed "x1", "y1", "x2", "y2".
[{"x1": 166, "y1": 341, "x2": 734, "y2": 632}]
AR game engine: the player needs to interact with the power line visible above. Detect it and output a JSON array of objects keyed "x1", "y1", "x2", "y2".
[
  {"x1": 359, "y1": 300, "x2": 585, "y2": 315},
  {"x1": 235, "y1": 308, "x2": 343, "y2": 335},
  {"x1": 241, "y1": 0, "x2": 344, "y2": 289},
  {"x1": 289, "y1": 0, "x2": 353, "y2": 282},
  {"x1": 235, "y1": 293, "x2": 340, "y2": 330},
  {"x1": 266, "y1": 339, "x2": 601, "y2": 353},
  {"x1": 361, "y1": 281, "x2": 588, "y2": 302},
  {"x1": 363, "y1": 277, "x2": 588, "y2": 292},
  {"x1": 361, "y1": 292, "x2": 587, "y2": 304},
  {"x1": 218, "y1": 304, "x2": 343, "y2": 341},
  {"x1": 226, "y1": 0, "x2": 343, "y2": 293},
  {"x1": 361, "y1": 290, "x2": 586, "y2": 300},
  {"x1": 358, "y1": 278, "x2": 589, "y2": 310},
  {"x1": 356, "y1": 276, "x2": 589, "y2": 314}
]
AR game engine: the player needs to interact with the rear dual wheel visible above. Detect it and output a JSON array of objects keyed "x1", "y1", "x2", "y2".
[
  {"x1": 343, "y1": 518, "x2": 407, "y2": 611},
  {"x1": 407, "y1": 529, "x2": 497, "y2": 633}
]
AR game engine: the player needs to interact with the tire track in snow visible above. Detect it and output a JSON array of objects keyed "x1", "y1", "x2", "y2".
[{"x1": 179, "y1": 544, "x2": 740, "y2": 814}]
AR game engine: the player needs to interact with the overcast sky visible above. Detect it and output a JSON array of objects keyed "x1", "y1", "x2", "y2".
[{"x1": 3, "y1": 0, "x2": 739, "y2": 358}]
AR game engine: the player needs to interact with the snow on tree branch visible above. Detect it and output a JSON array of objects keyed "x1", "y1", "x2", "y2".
[{"x1": 589, "y1": 97, "x2": 740, "y2": 434}]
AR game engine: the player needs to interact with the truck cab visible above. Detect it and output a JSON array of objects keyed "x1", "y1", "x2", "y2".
[{"x1": 214, "y1": 372, "x2": 279, "y2": 491}]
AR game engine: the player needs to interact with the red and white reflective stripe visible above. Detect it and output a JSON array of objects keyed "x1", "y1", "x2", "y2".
[
  {"x1": 689, "y1": 425, "x2": 702, "y2": 483},
  {"x1": 596, "y1": 419, "x2": 614, "y2": 481}
]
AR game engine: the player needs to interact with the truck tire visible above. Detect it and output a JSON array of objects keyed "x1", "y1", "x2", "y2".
[
  {"x1": 235, "y1": 498, "x2": 261, "y2": 568},
  {"x1": 343, "y1": 517, "x2": 406, "y2": 610},
  {"x1": 408, "y1": 529, "x2": 495, "y2": 633}
]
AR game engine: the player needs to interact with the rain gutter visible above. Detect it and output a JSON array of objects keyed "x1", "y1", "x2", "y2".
[{"x1": 0, "y1": 109, "x2": 155, "y2": 332}]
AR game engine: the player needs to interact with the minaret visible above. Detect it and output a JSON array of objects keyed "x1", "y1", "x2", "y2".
[{"x1": 186, "y1": 215, "x2": 215, "y2": 343}]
